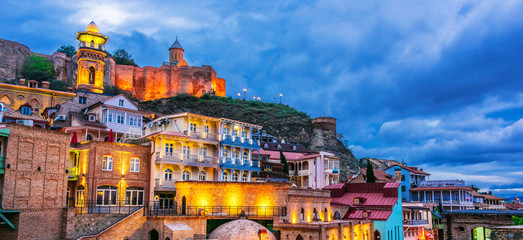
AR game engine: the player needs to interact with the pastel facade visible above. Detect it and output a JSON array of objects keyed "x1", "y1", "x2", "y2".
[
  {"x1": 384, "y1": 164, "x2": 430, "y2": 202},
  {"x1": 410, "y1": 180, "x2": 474, "y2": 211},
  {"x1": 288, "y1": 151, "x2": 340, "y2": 189},
  {"x1": 402, "y1": 202, "x2": 432, "y2": 240}
]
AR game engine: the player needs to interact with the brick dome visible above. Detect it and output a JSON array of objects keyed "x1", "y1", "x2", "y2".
[{"x1": 209, "y1": 219, "x2": 277, "y2": 240}]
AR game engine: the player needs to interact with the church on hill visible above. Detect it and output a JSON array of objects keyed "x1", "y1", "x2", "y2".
[{"x1": 76, "y1": 21, "x2": 226, "y2": 100}]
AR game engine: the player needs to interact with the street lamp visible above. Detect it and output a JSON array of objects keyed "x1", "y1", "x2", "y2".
[
  {"x1": 279, "y1": 93, "x2": 283, "y2": 104},
  {"x1": 243, "y1": 88, "x2": 247, "y2": 100},
  {"x1": 237, "y1": 92, "x2": 241, "y2": 99},
  {"x1": 257, "y1": 97, "x2": 261, "y2": 101},
  {"x1": 253, "y1": 96, "x2": 256, "y2": 100}
]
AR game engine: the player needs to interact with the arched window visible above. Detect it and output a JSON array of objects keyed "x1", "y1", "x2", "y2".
[
  {"x1": 334, "y1": 211, "x2": 341, "y2": 220},
  {"x1": 130, "y1": 158, "x2": 140, "y2": 172},
  {"x1": 300, "y1": 208, "x2": 304, "y2": 220},
  {"x1": 89, "y1": 66, "x2": 95, "y2": 84},
  {"x1": 242, "y1": 151, "x2": 248, "y2": 163},
  {"x1": 198, "y1": 170, "x2": 206, "y2": 181},
  {"x1": 222, "y1": 171, "x2": 228, "y2": 181},
  {"x1": 232, "y1": 172, "x2": 239, "y2": 181},
  {"x1": 324, "y1": 208, "x2": 329, "y2": 221},
  {"x1": 313, "y1": 208, "x2": 318, "y2": 221},
  {"x1": 90, "y1": 40, "x2": 95, "y2": 48},
  {"x1": 164, "y1": 168, "x2": 173, "y2": 181},
  {"x1": 223, "y1": 149, "x2": 229, "y2": 159},
  {"x1": 149, "y1": 229, "x2": 159, "y2": 240},
  {"x1": 96, "y1": 185, "x2": 117, "y2": 206},
  {"x1": 182, "y1": 170, "x2": 190, "y2": 180},
  {"x1": 242, "y1": 173, "x2": 248, "y2": 182},
  {"x1": 125, "y1": 186, "x2": 144, "y2": 206}
]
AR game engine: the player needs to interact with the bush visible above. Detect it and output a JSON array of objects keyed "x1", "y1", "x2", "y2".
[
  {"x1": 49, "y1": 80, "x2": 69, "y2": 91},
  {"x1": 103, "y1": 84, "x2": 122, "y2": 95},
  {"x1": 22, "y1": 54, "x2": 56, "y2": 83}
]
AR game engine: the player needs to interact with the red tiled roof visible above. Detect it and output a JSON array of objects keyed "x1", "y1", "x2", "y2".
[
  {"x1": 258, "y1": 148, "x2": 315, "y2": 161},
  {"x1": 323, "y1": 183, "x2": 345, "y2": 190},
  {"x1": 331, "y1": 192, "x2": 398, "y2": 207},
  {"x1": 142, "y1": 130, "x2": 189, "y2": 139},
  {"x1": 344, "y1": 209, "x2": 393, "y2": 221},
  {"x1": 358, "y1": 168, "x2": 395, "y2": 182},
  {"x1": 410, "y1": 186, "x2": 473, "y2": 191},
  {"x1": 2, "y1": 104, "x2": 47, "y2": 122},
  {"x1": 384, "y1": 164, "x2": 430, "y2": 175},
  {"x1": 384, "y1": 182, "x2": 401, "y2": 188},
  {"x1": 505, "y1": 203, "x2": 523, "y2": 210},
  {"x1": 483, "y1": 195, "x2": 505, "y2": 200}
]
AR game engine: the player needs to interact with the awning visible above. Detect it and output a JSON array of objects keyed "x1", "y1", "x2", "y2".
[
  {"x1": 0, "y1": 128, "x2": 10, "y2": 137},
  {"x1": 431, "y1": 211, "x2": 442, "y2": 219},
  {"x1": 0, "y1": 212, "x2": 16, "y2": 230}
]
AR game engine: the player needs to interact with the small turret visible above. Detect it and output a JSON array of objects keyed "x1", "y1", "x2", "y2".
[{"x1": 169, "y1": 37, "x2": 184, "y2": 66}]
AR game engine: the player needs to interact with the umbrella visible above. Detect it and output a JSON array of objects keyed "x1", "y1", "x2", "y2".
[
  {"x1": 71, "y1": 132, "x2": 78, "y2": 144},
  {"x1": 108, "y1": 129, "x2": 114, "y2": 142}
]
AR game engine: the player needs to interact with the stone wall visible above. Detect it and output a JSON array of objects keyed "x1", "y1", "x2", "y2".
[
  {"x1": 0, "y1": 38, "x2": 31, "y2": 81},
  {"x1": 115, "y1": 64, "x2": 226, "y2": 101},
  {"x1": 442, "y1": 211, "x2": 523, "y2": 240},
  {"x1": 69, "y1": 212, "x2": 131, "y2": 239}
]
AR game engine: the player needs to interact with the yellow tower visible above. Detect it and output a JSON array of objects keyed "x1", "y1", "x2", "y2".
[{"x1": 75, "y1": 21, "x2": 108, "y2": 93}]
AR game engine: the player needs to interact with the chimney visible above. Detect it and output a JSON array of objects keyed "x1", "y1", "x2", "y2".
[
  {"x1": 41, "y1": 81, "x2": 50, "y2": 89},
  {"x1": 19, "y1": 78, "x2": 26, "y2": 86}
]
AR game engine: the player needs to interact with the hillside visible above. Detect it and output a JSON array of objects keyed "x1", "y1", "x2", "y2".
[
  {"x1": 140, "y1": 94, "x2": 314, "y2": 144},
  {"x1": 140, "y1": 94, "x2": 359, "y2": 179}
]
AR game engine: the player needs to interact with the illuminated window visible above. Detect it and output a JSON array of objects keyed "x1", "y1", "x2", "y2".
[
  {"x1": 164, "y1": 143, "x2": 173, "y2": 155},
  {"x1": 130, "y1": 158, "x2": 139, "y2": 172},
  {"x1": 20, "y1": 106, "x2": 31, "y2": 115},
  {"x1": 75, "y1": 185, "x2": 85, "y2": 207},
  {"x1": 89, "y1": 66, "x2": 95, "y2": 84},
  {"x1": 232, "y1": 172, "x2": 239, "y2": 181},
  {"x1": 102, "y1": 156, "x2": 113, "y2": 170},
  {"x1": 96, "y1": 185, "x2": 117, "y2": 206},
  {"x1": 242, "y1": 173, "x2": 248, "y2": 182},
  {"x1": 182, "y1": 170, "x2": 190, "y2": 180},
  {"x1": 354, "y1": 198, "x2": 360, "y2": 205},
  {"x1": 125, "y1": 187, "x2": 144, "y2": 206},
  {"x1": 164, "y1": 169, "x2": 173, "y2": 181},
  {"x1": 199, "y1": 170, "x2": 206, "y2": 181},
  {"x1": 222, "y1": 172, "x2": 228, "y2": 181}
]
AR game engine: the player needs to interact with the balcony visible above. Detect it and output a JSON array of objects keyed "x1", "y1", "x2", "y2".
[
  {"x1": 0, "y1": 156, "x2": 4, "y2": 174},
  {"x1": 183, "y1": 131, "x2": 218, "y2": 142},
  {"x1": 68, "y1": 166, "x2": 79, "y2": 181},
  {"x1": 155, "y1": 178, "x2": 176, "y2": 190},
  {"x1": 221, "y1": 135, "x2": 260, "y2": 149},
  {"x1": 403, "y1": 219, "x2": 429, "y2": 226},
  {"x1": 155, "y1": 152, "x2": 219, "y2": 167},
  {"x1": 220, "y1": 158, "x2": 260, "y2": 170}
]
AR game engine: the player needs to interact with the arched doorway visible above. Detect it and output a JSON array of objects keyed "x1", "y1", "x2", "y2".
[
  {"x1": 182, "y1": 196, "x2": 186, "y2": 215},
  {"x1": 296, "y1": 234, "x2": 304, "y2": 240},
  {"x1": 472, "y1": 227, "x2": 491, "y2": 240},
  {"x1": 149, "y1": 229, "x2": 159, "y2": 240},
  {"x1": 374, "y1": 230, "x2": 381, "y2": 240}
]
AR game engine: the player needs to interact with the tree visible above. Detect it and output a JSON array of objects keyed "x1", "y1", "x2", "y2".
[
  {"x1": 438, "y1": 199, "x2": 444, "y2": 213},
  {"x1": 513, "y1": 216, "x2": 523, "y2": 225},
  {"x1": 103, "y1": 84, "x2": 123, "y2": 95},
  {"x1": 366, "y1": 160, "x2": 376, "y2": 183},
  {"x1": 49, "y1": 80, "x2": 69, "y2": 91},
  {"x1": 22, "y1": 54, "x2": 56, "y2": 83},
  {"x1": 112, "y1": 49, "x2": 138, "y2": 67},
  {"x1": 56, "y1": 45, "x2": 76, "y2": 57},
  {"x1": 280, "y1": 150, "x2": 289, "y2": 175}
]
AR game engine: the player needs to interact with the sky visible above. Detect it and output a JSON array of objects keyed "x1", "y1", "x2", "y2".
[{"x1": 1, "y1": 0, "x2": 522, "y2": 198}]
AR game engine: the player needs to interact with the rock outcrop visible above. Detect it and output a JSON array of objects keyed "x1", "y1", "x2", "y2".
[{"x1": 0, "y1": 38, "x2": 31, "y2": 81}]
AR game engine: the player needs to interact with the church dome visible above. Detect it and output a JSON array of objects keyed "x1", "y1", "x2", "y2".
[
  {"x1": 86, "y1": 21, "x2": 99, "y2": 33},
  {"x1": 209, "y1": 219, "x2": 277, "y2": 240}
]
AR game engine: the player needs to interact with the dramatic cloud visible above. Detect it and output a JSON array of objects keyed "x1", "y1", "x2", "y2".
[{"x1": 1, "y1": 0, "x2": 522, "y2": 197}]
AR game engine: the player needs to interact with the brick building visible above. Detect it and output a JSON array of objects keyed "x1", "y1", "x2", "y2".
[{"x1": 0, "y1": 123, "x2": 70, "y2": 240}]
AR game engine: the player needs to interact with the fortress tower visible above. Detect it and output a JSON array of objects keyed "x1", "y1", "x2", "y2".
[
  {"x1": 169, "y1": 38, "x2": 188, "y2": 67},
  {"x1": 75, "y1": 21, "x2": 108, "y2": 93}
]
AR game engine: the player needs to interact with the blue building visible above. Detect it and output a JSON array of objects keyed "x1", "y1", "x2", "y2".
[
  {"x1": 218, "y1": 118, "x2": 262, "y2": 182},
  {"x1": 384, "y1": 164, "x2": 430, "y2": 202}
]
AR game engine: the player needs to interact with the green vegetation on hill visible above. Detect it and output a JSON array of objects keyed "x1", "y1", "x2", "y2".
[
  {"x1": 22, "y1": 54, "x2": 56, "y2": 83},
  {"x1": 140, "y1": 94, "x2": 313, "y2": 144}
]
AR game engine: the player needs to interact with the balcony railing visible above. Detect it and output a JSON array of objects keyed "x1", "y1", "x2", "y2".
[
  {"x1": 69, "y1": 199, "x2": 144, "y2": 214},
  {"x1": 144, "y1": 204, "x2": 286, "y2": 218},
  {"x1": 156, "y1": 152, "x2": 219, "y2": 165},
  {"x1": 403, "y1": 219, "x2": 429, "y2": 226},
  {"x1": 220, "y1": 158, "x2": 260, "y2": 168},
  {"x1": 221, "y1": 135, "x2": 260, "y2": 148},
  {"x1": 183, "y1": 131, "x2": 218, "y2": 141},
  {"x1": 67, "y1": 166, "x2": 79, "y2": 180}
]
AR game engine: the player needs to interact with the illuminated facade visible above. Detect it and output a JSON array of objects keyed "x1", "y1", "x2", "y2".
[{"x1": 75, "y1": 21, "x2": 108, "y2": 93}]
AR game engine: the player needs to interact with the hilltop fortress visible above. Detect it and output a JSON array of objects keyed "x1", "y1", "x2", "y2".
[{"x1": 0, "y1": 21, "x2": 226, "y2": 101}]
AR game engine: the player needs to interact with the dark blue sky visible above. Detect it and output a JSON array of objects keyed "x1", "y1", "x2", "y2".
[{"x1": 1, "y1": 0, "x2": 522, "y2": 197}]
